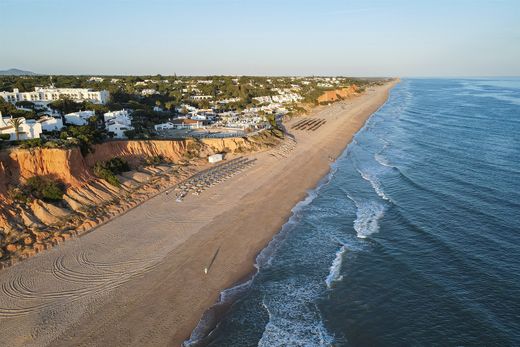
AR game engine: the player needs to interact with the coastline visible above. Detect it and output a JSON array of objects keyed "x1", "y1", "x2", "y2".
[
  {"x1": 0, "y1": 79, "x2": 398, "y2": 346},
  {"x1": 180, "y1": 80, "x2": 400, "y2": 345},
  {"x1": 183, "y1": 80, "x2": 400, "y2": 345}
]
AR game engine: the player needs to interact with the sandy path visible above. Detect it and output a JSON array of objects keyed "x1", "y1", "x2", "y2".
[{"x1": 0, "y1": 80, "x2": 397, "y2": 347}]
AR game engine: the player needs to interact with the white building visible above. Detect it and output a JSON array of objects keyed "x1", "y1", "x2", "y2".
[
  {"x1": 88, "y1": 77, "x2": 104, "y2": 82},
  {"x1": 141, "y1": 89, "x2": 158, "y2": 96},
  {"x1": 103, "y1": 109, "x2": 133, "y2": 138},
  {"x1": 154, "y1": 122, "x2": 175, "y2": 131},
  {"x1": 208, "y1": 153, "x2": 223, "y2": 163},
  {"x1": 191, "y1": 114, "x2": 207, "y2": 121},
  {"x1": 0, "y1": 115, "x2": 42, "y2": 141},
  {"x1": 191, "y1": 95, "x2": 213, "y2": 101},
  {"x1": 176, "y1": 104, "x2": 198, "y2": 113},
  {"x1": 154, "y1": 119, "x2": 203, "y2": 131},
  {"x1": 0, "y1": 87, "x2": 109, "y2": 105},
  {"x1": 106, "y1": 120, "x2": 134, "y2": 139},
  {"x1": 64, "y1": 110, "x2": 95, "y2": 126},
  {"x1": 104, "y1": 109, "x2": 131, "y2": 125},
  {"x1": 37, "y1": 115, "x2": 64, "y2": 132}
]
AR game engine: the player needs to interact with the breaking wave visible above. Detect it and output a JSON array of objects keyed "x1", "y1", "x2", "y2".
[
  {"x1": 357, "y1": 167, "x2": 391, "y2": 202},
  {"x1": 325, "y1": 245, "x2": 347, "y2": 288},
  {"x1": 353, "y1": 201, "x2": 386, "y2": 239},
  {"x1": 258, "y1": 282, "x2": 335, "y2": 347}
]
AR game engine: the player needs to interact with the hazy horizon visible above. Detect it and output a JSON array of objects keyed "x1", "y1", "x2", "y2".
[{"x1": 1, "y1": 0, "x2": 519, "y2": 76}]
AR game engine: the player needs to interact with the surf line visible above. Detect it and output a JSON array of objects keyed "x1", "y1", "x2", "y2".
[{"x1": 204, "y1": 246, "x2": 221, "y2": 275}]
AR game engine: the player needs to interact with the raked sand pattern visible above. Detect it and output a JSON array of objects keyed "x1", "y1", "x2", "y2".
[{"x1": 0, "y1": 156, "x2": 259, "y2": 346}]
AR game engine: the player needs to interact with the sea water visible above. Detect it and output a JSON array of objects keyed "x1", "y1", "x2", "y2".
[{"x1": 201, "y1": 78, "x2": 520, "y2": 346}]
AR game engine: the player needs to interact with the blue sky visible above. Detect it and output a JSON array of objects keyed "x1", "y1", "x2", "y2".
[{"x1": 1, "y1": 0, "x2": 519, "y2": 76}]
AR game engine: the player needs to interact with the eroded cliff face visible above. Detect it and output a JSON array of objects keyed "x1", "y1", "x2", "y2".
[
  {"x1": 0, "y1": 137, "x2": 268, "y2": 194},
  {"x1": 317, "y1": 84, "x2": 359, "y2": 103},
  {"x1": 84, "y1": 137, "x2": 260, "y2": 167},
  {"x1": 0, "y1": 148, "x2": 91, "y2": 194},
  {"x1": 0, "y1": 133, "x2": 280, "y2": 266}
]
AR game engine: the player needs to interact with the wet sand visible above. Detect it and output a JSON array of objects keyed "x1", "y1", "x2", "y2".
[{"x1": 0, "y1": 80, "x2": 398, "y2": 347}]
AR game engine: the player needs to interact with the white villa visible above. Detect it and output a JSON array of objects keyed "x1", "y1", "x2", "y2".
[
  {"x1": 37, "y1": 115, "x2": 64, "y2": 132},
  {"x1": 190, "y1": 95, "x2": 213, "y2": 101},
  {"x1": 154, "y1": 119, "x2": 203, "y2": 131},
  {"x1": 0, "y1": 87, "x2": 109, "y2": 105},
  {"x1": 104, "y1": 109, "x2": 131, "y2": 125},
  {"x1": 253, "y1": 93, "x2": 302, "y2": 104},
  {"x1": 106, "y1": 120, "x2": 134, "y2": 139},
  {"x1": 103, "y1": 109, "x2": 134, "y2": 138},
  {"x1": 64, "y1": 110, "x2": 95, "y2": 126},
  {"x1": 154, "y1": 122, "x2": 175, "y2": 131},
  {"x1": 141, "y1": 89, "x2": 158, "y2": 96},
  {"x1": 0, "y1": 113, "x2": 42, "y2": 141}
]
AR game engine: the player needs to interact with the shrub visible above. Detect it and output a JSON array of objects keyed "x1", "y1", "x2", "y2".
[
  {"x1": 105, "y1": 157, "x2": 130, "y2": 174},
  {"x1": 93, "y1": 164, "x2": 120, "y2": 187},
  {"x1": 19, "y1": 138, "x2": 43, "y2": 149},
  {"x1": 0, "y1": 134, "x2": 10, "y2": 141},
  {"x1": 93, "y1": 157, "x2": 130, "y2": 186},
  {"x1": 25, "y1": 176, "x2": 65, "y2": 202},
  {"x1": 145, "y1": 155, "x2": 168, "y2": 166}
]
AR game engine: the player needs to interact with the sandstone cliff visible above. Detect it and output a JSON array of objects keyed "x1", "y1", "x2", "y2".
[
  {"x1": 0, "y1": 133, "x2": 280, "y2": 267},
  {"x1": 317, "y1": 84, "x2": 359, "y2": 104}
]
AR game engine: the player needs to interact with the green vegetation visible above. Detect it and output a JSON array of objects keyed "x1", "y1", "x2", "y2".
[
  {"x1": 26, "y1": 176, "x2": 65, "y2": 201},
  {"x1": 0, "y1": 98, "x2": 35, "y2": 119},
  {"x1": 184, "y1": 139, "x2": 204, "y2": 159},
  {"x1": 145, "y1": 155, "x2": 169, "y2": 166},
  {"x1": 93, "y1": 157, "x2": 130, "y2": 187},
  {"x1": 7, "y1": 176, "x2": 65, "y2": 203},
  {"x1": 265, "y1": 114, "x2": 284, "y2": 138},
  {"x1": 19, "y1": 138, "x2": 43, "y2": 149},
  {"x1": 0, "y1": 75, "x2": 385, "y2": 150},
  {"x1": 59, "y1": 125, "x2": 106, "y2": 155}
]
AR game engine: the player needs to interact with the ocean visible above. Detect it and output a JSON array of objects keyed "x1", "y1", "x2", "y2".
[{"x1": 196, "y1": 78, "x2": 520, "y2": 346}]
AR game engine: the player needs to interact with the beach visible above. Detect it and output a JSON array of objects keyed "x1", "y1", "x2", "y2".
[{"x1": 0, "y1": 80, "x2": 397, "y2": 347}]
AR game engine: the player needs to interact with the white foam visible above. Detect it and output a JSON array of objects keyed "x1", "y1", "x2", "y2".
[
  {"x1": 353, "y1": 201, "x2": 385, "y2": 239},
  {"x1": 325, "y1": 245, "x2": 347, "y2": 288},
  {"x1": 357, "y1": 168, "x2": 391, "y2": 202},
  {"x1": 374, "y1": 152, "x2": 395, "y2": 169},
  {"x1": 258, "y1": 284, "x2": 335, "y2": 347}
]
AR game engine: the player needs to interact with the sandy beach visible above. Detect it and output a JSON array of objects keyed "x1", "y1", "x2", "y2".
[{"x1": 0, "y1": 80, "x2": 397, "y2": 347}]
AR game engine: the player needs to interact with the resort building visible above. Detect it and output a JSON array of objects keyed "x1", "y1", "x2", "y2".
[
  {"x1": 0, "y1": 87, "x2": 109, "y2": 105},
  {"x1": 37, "y1": 115, "x2": 64, "y2": 132},
  {"x1": 154, "y1": 122, "x2": 175, "y2": 131},
  {"x1": 154, "y1": 119, "x2": 204, "y2": 131},
  {"x1": 190, "y1": 95, "x2": 213, "y2": 101},
  {"x1": 104, "y1": 109, "x2": 131, "y2": 125},
  {"x1": 103, "y1": 109, "x2": 133, "y2": 138},
  {"x1": 64, "y1": 110, "x2": 95, "y2": 126},
  {"x1": 106, "y1": 120, "x2": 134, "y2": 139},
  {"x1": 0, "y1": 114, "x2": 42, "y2": 141}
]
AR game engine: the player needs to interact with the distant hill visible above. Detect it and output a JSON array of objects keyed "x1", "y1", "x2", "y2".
[{"x1": 0, "y1": 68, "x2": 37, "y2": 76}]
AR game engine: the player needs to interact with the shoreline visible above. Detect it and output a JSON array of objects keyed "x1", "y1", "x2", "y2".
[
  {"x1": 178, "y1": 80, "x2": 400, "y2": 345},
  {"x1": 184, "y1": 158, "x2": 342, "y2": 346},
  {"x1": 0, "y1": 79, "x2": 398, "y2": 347}
]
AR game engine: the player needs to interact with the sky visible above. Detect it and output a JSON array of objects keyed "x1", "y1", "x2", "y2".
[{"x1": 0, "y1": 0, "x2": 519, "y2": 76}]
